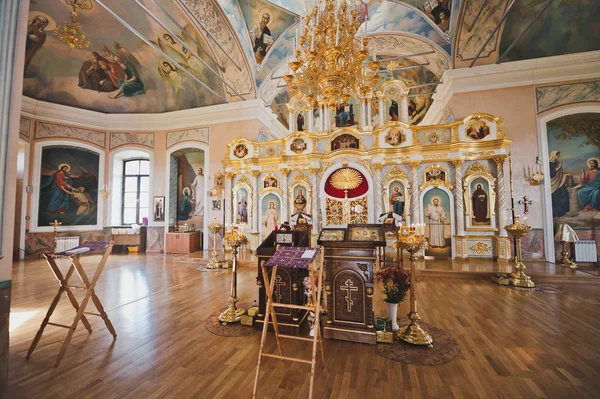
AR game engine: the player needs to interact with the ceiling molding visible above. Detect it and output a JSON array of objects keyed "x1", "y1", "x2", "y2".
[
  {"x1": 421, "y1": 50, "x2": 600, "y2": 125},
  {"x1": 21, "y1": 96, "x2": 288, "y2": 138}
]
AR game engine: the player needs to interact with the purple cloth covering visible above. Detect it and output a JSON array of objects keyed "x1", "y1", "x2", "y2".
[
  {"x1": 53, "y1": 241, "x2": 110, "y2": 256},
  {"x1": 264, "y1": 247, "x2": 320, "y2": 269}
]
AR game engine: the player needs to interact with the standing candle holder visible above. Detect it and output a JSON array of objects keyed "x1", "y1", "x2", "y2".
[
  {"x1": 504, "y1": 215, "x2": 535, "y2": 288},
  {"x1": 396, "y1": 225, "x2": 433, "y2": 348},
  {"x1": 218, "y1": 226, "x2": 248, "y2": 323},
  {"x1": 206, "y1": 218, "x2": 223, "y2": 269}
]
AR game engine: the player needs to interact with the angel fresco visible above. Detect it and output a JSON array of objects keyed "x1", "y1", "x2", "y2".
[
  {"x1": 110, "y1": 56, "x2": 146, "y2": 99},
  {"x1": 25, "y1": 13, "x2": 56, "y2": 74},
  {"x1": 157, "y1": 60, "x2": 185, "y2": 92}
]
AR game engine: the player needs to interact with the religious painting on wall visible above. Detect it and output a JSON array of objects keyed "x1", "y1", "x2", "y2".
[
  {"x1": 347, "y1": 225, "x2": 384, "y2": 242},
  {"x1": 422, "y1": 0, "x2": 452, "y2": 35},
  {"x1": 334, "y1": 98, "x2": 358, "y2": 128},
  {"x1": 290, "y1": 138, "x2": 307, "y2": 154},
  {"x1": 292, "y1": 186, "x2": 308, "y2": 214},
  {"x1": 236, "y1": 188, "x2": 249, "y2": 224},
  {"x1": 38, "y1": 146, "x2": 99, "y2": 227},
  {"x1": 385, "y1": 127, "x2": 406, "y2": 146},
  {"x1": 263, "y1": 175, "x2": 278, "y2": 188},
  {"x1": 234, "y1": 143, "x2": 248, "y2": 159},
  {"x1": 466, "y1": 120, "x2": 490, "y2": 140},
  {"x1": 425, "y1": 167, "x2": 446, "y2": 182},
  {"x1": 423, "y1": 188, "x2": 452, "y2": 257},
  {"x1": 317, "y1": 228, "x2": 346, "y2": 242},
  {"x1": 177, "y1": 150, "x2": 205, "y2": 227},
  {"x1": 546, "y1": 113, "x2": 600, "y2": 232},
  {"x1": 261, "y1": 194, "x2": 281, "y2": 238},
  {"x1": 239, "y1": 0, "x2": 296, "y2": 66},
  {"x1": 153, "y1": 196, "x2": 165, "y2": 222},
  {"x1": 469, "y1": 178, "x2": 490, "y2": 226},
  {"x1": 331, "y1": 134, "x2": 360, "y2": 151},
  {"x1": 296, "y1": 111, "x2": 305, "y2": 132},
  {"x1": 388, "y1": 181, "x2": 406, "y2": 217},
  {"x1": 387, "y1": 99, "x2": 400, "y2": 122},
  {"x1": 312, "y1": 106, "x2": 322, "y2": 131}
]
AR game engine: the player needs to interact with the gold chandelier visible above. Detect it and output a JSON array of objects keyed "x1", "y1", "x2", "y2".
[
  {"x1": 284, "y1": 0, "x2": 381, "y2": 109},
  {"x1": 54, "y1": 1, "x2": 92, "y2": 49}
]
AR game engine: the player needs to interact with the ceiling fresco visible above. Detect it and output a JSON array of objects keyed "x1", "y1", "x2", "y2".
[
  {"x1": 21, "y1": 1, "x2": 598, "y2": 116},
  {"x1": 499, "y1": 0, "x2": 600, "y2": 62}
]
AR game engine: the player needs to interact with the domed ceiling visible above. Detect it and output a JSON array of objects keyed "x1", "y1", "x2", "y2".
[{"x1": 23, "y1": 0, "x2": 600, "y2": 119}]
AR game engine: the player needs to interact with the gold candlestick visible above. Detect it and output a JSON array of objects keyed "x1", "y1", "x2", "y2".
[
  {"x1": 206, "y1": 218, "x2": 223, "y2": 269},
  {"x1": 504, "y1": 216, "x2": 535, "y2": 288},
  {"x1": 218, "y1": 227, "x2": 248, "y2": 323},
  {"x1": 49, "y1": 220, "x2": 62, "y2": 253},
  {"x1": 396, "y1": 226, "x2": 433, "y2": 348}
]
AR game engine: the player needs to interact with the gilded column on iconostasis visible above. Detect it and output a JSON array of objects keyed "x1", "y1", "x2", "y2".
[
  {"x1": 374, "y1": 163, "x2": 383, "y2": 216},
  {"x1": 310, "y1": 168, "x2": 320, "y2": 231},
  {"x1": 281, "y1": 169, "x2": 290, "y2": 220},
  {"x1": 409, "y1": 162, "x2": 420, "y2": 225},
  {"x1": 225, "y1": 173, "x2": 234, "y2": 226},
  {"x1": 494, "y1": 156, "x2": 508, "y2": 236},
  {"x1": 453, "y1": 160, "x2": 465, "y2": 235},
  {"x1": 251, "y1": 170, "x2": 260, "y2": 231}
]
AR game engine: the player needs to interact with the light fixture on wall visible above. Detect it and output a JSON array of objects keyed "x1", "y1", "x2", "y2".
[
  {"x1": 525, "y1": 156, "x2": 544, "y2": 185},
  {"x1": 54, "y1": 0, "x2": 93, "y2": 49}
]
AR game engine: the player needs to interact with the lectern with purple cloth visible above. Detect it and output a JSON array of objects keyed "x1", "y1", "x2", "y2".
[
  {"x1": 26, "y1": 241, "x2": 117, "y2": 368},
  {"x1": 253, "y1": 246, "x2": 325, "y2": 399}
]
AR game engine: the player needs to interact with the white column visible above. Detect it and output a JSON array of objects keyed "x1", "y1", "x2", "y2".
[
  {"x1": 289, "y1": 110, "x2": 295, "y2": 132},
  {"x1": 409, "y1": 162, "x2": 420, "y2": 225},
  {"x1": 252, "y1": 171, "x2": 260, "y2": 231},
  {"x1": 308, "y1": 109, "x2": 314, "y2": 132},
  {"x1": 359, "y1": 98, "x2": 366, "y2": 129},
  {"x1": 367, "y1": 96, "x2": 373, "y2": 127},
  {"x1": 401, "y1": 95, "x2": 409, "y2": 124},
  {"x1": 378, "y1": 99, "x2": 386, "y2": 126},
  {"x1": 324, "y1": 106, "x2": 331, "y2": 131},
  {"x1": 319, "y1": 105, "x2": 325, "y2": 131},
  {"x1": 495, "y1": 157, "x2": 508, "y2": 236},
  {"x1": 311, "y1": 168, "x2": 320, "y2": 229},
  {"x1": 374, "y1": 164, "x2": 383, "y2": 217},
  {"x1": 225, "y1": 174, "x2": 234, "y2": 226},
  {"x1": 453, "y1": 160, "x2": 465, "y2": 236},
  {"x1": 281, "y1": 170, "x2": 290, "y2": 221}
]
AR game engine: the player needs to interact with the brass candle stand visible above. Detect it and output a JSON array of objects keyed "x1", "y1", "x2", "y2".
[
  {"x1": 218, "y1": 227, "x2": 248, "y2": 324},
  {"x1": 395, "y1": 227, "x2": 433, "y2": 348},
  {"x1": 206, "y1": 218, "x2": 223, "y2": 269},
  {"x1": 504, "y1": 216, "x2": 535, "y2": 288},
  {"x1": 560, "y1": 242, "x2": 577, "y2": 269}
]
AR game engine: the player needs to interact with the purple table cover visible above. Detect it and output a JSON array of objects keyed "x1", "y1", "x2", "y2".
[
  {"x1": 52, "y1": 241, "x2": 111, "y2": 256},
  {"x1": 264, "y1": 247, "x2": 320, "y2": 269}
]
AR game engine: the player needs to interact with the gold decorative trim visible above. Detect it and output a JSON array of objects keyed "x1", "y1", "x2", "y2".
[
  {"x1": 465, "y1": 161, "x2": 489, "y2": 176},
  {"x1": 259, "y1": 186, "x2": 283, "y2": 197},
  {"x1": 419, "y1": 164, "x2": 453, "y2": 191},
  {"x1": 469, "y1": 242, "x2": 492, "y2": 254}
]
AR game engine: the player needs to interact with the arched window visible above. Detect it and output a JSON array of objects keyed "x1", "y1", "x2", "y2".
[{"x1": 122, "y1": 159, "x2": 150, "y2": 224}]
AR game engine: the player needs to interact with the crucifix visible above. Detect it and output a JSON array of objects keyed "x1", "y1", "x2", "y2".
[
  {"x1": 518, "y1": 196, "x2": 534, "y2": 215},
  {"x1": 340, "y1": 278, "x2": 359, "y2": 312},
  {"x1": 273, "y1": 274, "x2": 287, "y2": 303},
  {"x1": 49, "y1": 219, "x2": 62, "y2": 254}
]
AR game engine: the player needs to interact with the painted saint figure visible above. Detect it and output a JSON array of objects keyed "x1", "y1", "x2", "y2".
[
  {"x1": 178, "y1": 188, "x2": 192, "y2": 220},
  {"x1": 70, "y1": 187, "x2": 95, "y2": 216},
  {"x1": 472, "y1": 184, "x2": 488, "y2": 223},
  {"x1": 549, "y1": 151, "x2": 569, "y2": 217},
  {"x1": 43, "y1": 164, "x2": 73, "y2": 214},
  {"x1": 425, "y1": 197, "x2": 446, "y2": 248},
  {"x1": 389, "y1": 100, "x2": 399, "y2": 121},
  {"x1": 577, "y1": 158, "x2": 600, "y2": 211},
  {"x1": 297, "y1": 112, "x2": 304, "y2": 132},
  {"x1": 262, "y1": 201, "x2": 279, "y2": 238},
  {"x1": 250, "y1": 13, "x2": 273, "y2": 64},
  {"x1": 24, "y1": 15, "x2": 49, "y2": 73},
  {"x1": 110, "y1": 56, "x2": 146, "y2": 99},
  {"x1": 155, "y1": 198, "x2": 164, "y2": 221},
  {"x1": 390, "y1": 186, "x2": 405, "y2": 216},
  {"x1": 190, "y1": 167, "x2": 204, "y2": 216},
  {"x1": 237, "y1": 190, "x2": 248, "y2": 224},
  {"x1": 294, "y1": 189, "x2": 307, "y2": 213}
]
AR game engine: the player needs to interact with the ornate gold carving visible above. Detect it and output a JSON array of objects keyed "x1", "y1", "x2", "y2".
[
  {"x1": 463, "y1": 150, "x2": 495, "y2": 157},
  {"x1": 493, "y1": 156, "x2": 507, "y2": 166},
  {"x1": 251, "y1": 170, "x2": 260, "y2": 178},
  {"x1": 385, "y1": 166, "x2": 408, "y2": 181},
  {"x1": 236, "y1": 175, "x2": 251, "y2": 186},
  {"x1": 358, "y1": 160, "x2": 374, "y2": 176},
  {"x1": 259, "y1": 186, "x2": 283, "y2": 197},
  {"x1": 330, "y1": 168, "x2": 363, "y2": 190},
  {"x1": 383, "y1": 156, "x2": 411, "y2": 163},
  {"x1": 470, "y1": 242, "x2": 492, "y2": 254},
  {"x1": 408, "y1": 161, "x2": 420, "y2": 170},
  {"x1": 422, "y1": 153, "x2": 448, "y2": 160},
  {"x1": 373, "y1": 163, "x2": 383, "y2": 172},
  {"x1": 465, "y1": 162, "x2": 489, "y2": 176},
  {"x1": 420, "y1": 164, "x2": 453, "y2": 191},
  {"x1": 292, "y1": 172, "x2": 310, "y2": 185},
  {"x1": 452, "y1": 160, "x2": 463, "y2": 168}
]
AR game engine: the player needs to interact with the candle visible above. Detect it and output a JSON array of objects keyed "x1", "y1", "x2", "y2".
[{"x1": 523, "y1": 216, "x2": 528, "y2": 226}]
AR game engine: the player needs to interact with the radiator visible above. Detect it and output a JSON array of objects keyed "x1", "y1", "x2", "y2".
[
  {"x1": 56, "y1": 236, "x2": 80, "y2": 253},
  {"x1": 573, "y1": 240, "x2": 598, "y2": 263}
]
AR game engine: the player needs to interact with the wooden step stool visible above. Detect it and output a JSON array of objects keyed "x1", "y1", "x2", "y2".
[{"x1": 253, "y1": 246, "x2": 325, "y2": 399}]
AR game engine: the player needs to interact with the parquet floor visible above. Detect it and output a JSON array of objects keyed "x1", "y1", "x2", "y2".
[{"x1": 4, "y1": 251, "x2": 600, "y2": 398}]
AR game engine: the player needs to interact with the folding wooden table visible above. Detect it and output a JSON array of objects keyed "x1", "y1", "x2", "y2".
[
  {"x1": 26, "y1": 241, "x2": 117, "y2": 367},
  {"x1": 253, "y1": 246, "x2": 325, "y2": 399}
]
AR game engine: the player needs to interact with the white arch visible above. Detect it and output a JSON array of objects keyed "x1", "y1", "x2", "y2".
[
  {"x1": 165, "y1": 141, "x2": 210, "y2": 250},
  {"x1": 537, "y1": 103, "x2": 600, "y2": 262},
  {"x1": 108, "y1": 146, "x2": 154, "y2": 227},
  {"x1": 418, "y1": 185, "x2": 456, "y2": 258},
  {"x1": 30, "y1": 140, "x2": 106, "y2": 233},
  {"x1": 319, "y1": 162, "x2": 375, "y2": 227}
]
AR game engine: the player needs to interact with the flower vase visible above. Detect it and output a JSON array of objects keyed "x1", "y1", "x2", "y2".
[{"x1": 386, "y1": 302, "x2": 400, "y2": 331}]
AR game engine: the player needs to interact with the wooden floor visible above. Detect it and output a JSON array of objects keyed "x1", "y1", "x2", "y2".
[{"x1": 4, "y1": 251, "x2": 600, "y2": 398}]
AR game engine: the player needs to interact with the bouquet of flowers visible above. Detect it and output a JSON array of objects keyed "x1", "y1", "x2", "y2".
[{"x1": 375, "y1": 266, "x2": 410, "y2": 304}]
